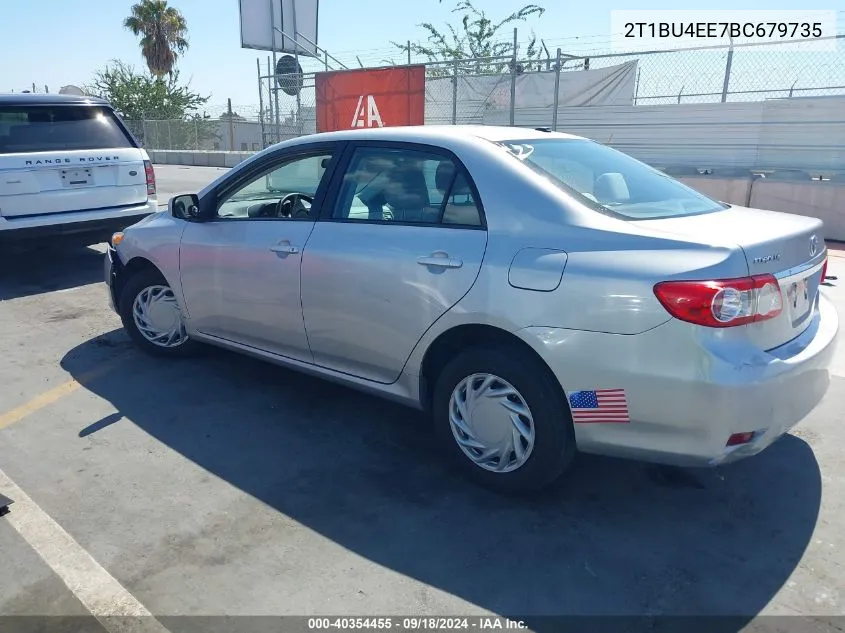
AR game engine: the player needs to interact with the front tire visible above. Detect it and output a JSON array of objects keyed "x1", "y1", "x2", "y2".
[
  {"x1": 432, "y1": 346, "x2": 575, "y2": 495},
  {"x1": 118, "y1": 269, "x2": 198, "y2": 358}
]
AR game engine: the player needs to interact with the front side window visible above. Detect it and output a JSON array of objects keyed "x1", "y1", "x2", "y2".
[
  {"x1": 332, "y1": 147, "x2": 482, "y2": 227},
  {"x1": 0, "y1": 106, "x2": 135, "y2": 154},
  {"x1": 498, "y1": 138, "x2": 727, "y2": 220},
  {"x1": 216, "y1": 152, "x2": 333, "y2": 220}
]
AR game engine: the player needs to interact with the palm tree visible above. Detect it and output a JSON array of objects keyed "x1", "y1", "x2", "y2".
[{"x1": 124, "y1": 0, "x2": 189, "y2": 80}]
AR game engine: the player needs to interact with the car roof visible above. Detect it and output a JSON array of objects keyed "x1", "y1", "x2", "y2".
[
  {"x1": 0, "y1": 93, "x2": 110, "y2": 107},
  {"x1": 285, "y1": 125, "x2": 586, "y2": 146},
  {"x1": 205, "y1": 125, "x2": 590, "y2": 198}
]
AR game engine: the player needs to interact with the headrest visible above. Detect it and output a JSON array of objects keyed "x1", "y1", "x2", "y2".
[
  {"x1": 435, "y1": 161, "x2": 472, "y2": 196},
  {"x1": 381, "y1": 161, "x2": 429, "y2": 210},
  {"x1": 594, "y1": 172, "x2": 630, "y2": 203}
]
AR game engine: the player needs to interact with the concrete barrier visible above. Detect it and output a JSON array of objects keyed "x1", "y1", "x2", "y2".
[
  {"x1": 677, "y1": 176, "x2": 755, "y2": 207},
  {"x1": 749, "y1": 180, "x2": 845, "y2": 243},
  {"x1": 224, "y1": 152, "x2": 251, "y2": 168},
  {"x1": 150, "y1": 150, "x2": 254, "y2": 168},
  {"x1": 678, "y1": 176, "x2": 845, "y2": 241}
]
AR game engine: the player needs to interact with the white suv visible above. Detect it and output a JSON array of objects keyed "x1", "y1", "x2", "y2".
[{"x1": 0, "y1": 93, "x2": 157, "y2": 250}]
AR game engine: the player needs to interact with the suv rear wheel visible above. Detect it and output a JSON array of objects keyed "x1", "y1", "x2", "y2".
[
  {"x1": 118, "y1": 269, "x2": 198, "y2": 358},
  {"x1": 432, "y1": 346, "x2": 575, "y2": 494}
]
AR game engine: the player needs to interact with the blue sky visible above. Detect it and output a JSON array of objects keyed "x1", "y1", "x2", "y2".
[{"x1": 2, "y1": 0, "x2": 841, "y2": 114}]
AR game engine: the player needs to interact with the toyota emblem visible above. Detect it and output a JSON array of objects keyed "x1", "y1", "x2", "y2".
[{"x1": 809, "y1": 235, "x2": 819, "y2": 257}]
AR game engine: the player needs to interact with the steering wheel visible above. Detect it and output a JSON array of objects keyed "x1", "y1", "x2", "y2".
[{"x1": 276, "y1": 193, "x2": 314, "y2": 219}]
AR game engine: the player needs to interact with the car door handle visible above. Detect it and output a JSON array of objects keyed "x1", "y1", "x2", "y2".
[
  {"x1": 417, "y1": 255, "x2": 463, "y2": 269},
  {"x1": 270, "y1": 244, "x2": 300, "y2": 254}
]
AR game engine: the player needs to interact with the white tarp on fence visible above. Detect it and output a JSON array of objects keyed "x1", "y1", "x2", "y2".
[{"x1": 425, "y1": 61, "x2": 638, "y2": 124}]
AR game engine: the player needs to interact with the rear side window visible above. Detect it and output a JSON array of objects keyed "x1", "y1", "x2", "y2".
[
  {"x1": 332, "y1": 147, "x2": 483, "y2": 227},
  {"x1": 0, "y1": 105, "x2": 135, "y2": 155}
]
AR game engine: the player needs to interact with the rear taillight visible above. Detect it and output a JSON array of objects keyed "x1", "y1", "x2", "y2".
[
  {"x1": 144, "y1": 160, "x2": 156, "y2": 196},
  {"x1": 821, "y1": 257, "x2": 828, "y2": 282},
  {"x1": 654, "y1": 274, "x2": 783, "y2": 328}
]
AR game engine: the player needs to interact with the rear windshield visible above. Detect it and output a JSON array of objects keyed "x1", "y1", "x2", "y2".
[
  {"x1": 0, "y1": 105, "x2": 135, "y2": 155},
  {"x1": 497, "y1": 138, "x2": 727, "y2": 219}
]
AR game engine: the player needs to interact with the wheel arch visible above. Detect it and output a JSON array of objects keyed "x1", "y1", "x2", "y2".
[
  {"x1": 418, "y1": 323, "x2": 568, "y2": 412},
  {"x1": 114, "y1": 256, "x2": 166, "y2": 303}
]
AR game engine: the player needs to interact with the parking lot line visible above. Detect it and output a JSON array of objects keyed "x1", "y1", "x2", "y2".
[
  {"x1": 0, "y1": 356, "x2": 130, "y2": 431},
  {"x1": 0, "y1": 467, "x2": 171, "y2": 633}
]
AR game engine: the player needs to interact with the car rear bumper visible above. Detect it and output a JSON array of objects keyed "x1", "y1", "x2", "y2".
[
  {"x1": 0, "y1": 201, "x2": 156, "y2": 248},
  {"x1": 518, "y1": 293, "x2": 839, "y2": 468}
]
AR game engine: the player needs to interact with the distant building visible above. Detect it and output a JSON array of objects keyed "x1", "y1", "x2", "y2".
[{"x1": 212, "y1": 107, "x2": 317, "y2": 150}]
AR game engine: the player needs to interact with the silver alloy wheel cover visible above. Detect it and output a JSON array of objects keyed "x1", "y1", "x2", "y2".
[
  {"x1": 132, "y1": 285, "x2": 188, "y2": 348},
  {"x1": 448, "y1": 373, "x2": 536, "y2": 473}
]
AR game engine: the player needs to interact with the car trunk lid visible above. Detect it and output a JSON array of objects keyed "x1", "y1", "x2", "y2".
[{"x1": 633, "y1": 205, "x2": 826, "y2": 350}]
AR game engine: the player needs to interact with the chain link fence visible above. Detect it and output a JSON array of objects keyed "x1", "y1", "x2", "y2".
[
  {"x1": 122, "y1": 101, "x2": 267, "y2": 151},
  {"x1": 258, "y1": 67, "x2": 318, "y2": 147},
  {"x1": 131, "y1": 36, "x2": 844, "y2": 151},
  {"x1": 580, "y1": 38, "x2": 845, "y2": 104}
]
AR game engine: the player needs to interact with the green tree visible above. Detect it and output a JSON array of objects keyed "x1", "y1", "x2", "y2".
[
  {"x1": 220, "y1": 111, "x2": 247, "y2": 121},
  {"x1": 124, "y1": 0, "x2": 189, "y2": 79},
  {"x1": 394, "y1": 0, "x2": 545, "y2": 76},
  {"x1": 86, "y1": 61, "x2": 218, "y2": 150}
]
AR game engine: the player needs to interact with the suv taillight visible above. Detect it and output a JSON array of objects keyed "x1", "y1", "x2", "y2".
[
  {"x1": 654, "y1": 274, "x2": 783, "y2": 328},
  {"x1": 144, "y1": 160, "x2": 156, "y2": 196}
]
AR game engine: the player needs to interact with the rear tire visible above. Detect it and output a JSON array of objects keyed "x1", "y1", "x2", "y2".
[
  {"x1": 118, "y1": 269, "x2": 199, "y2": 358},
  {"x1": 432, "y1": 346, "x2": 576, "y2": 495}
]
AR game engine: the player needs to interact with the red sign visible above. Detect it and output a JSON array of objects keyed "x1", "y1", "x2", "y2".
[{"x1": 315, "y1": 65, "x2": 425, "y2": 133}]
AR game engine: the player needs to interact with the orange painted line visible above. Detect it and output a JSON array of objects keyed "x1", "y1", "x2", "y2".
[{"x1": 0, "y1": 355, "x2": 129, "y2": 430}]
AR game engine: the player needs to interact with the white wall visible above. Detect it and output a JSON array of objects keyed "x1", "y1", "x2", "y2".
[
  {"x1": 210, "y1": 120, "x2": 263, "y2": 152},
  {"x1": 510, "y1": 96, "x2": 845, "y2": 174}
]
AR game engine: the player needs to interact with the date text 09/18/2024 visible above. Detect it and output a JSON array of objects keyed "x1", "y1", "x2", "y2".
[{"x1": 307, "y1": 617, "x2": 528, "y2": 630}]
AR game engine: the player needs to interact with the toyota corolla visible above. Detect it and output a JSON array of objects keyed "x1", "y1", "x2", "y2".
[{"x1": 104, "y1": 126, "x2": 838, "y2": 494}]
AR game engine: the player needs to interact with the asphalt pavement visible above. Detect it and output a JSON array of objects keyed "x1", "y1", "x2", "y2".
[{"x1": 0, "y1": 166, "x2": 843, "y2": 632}]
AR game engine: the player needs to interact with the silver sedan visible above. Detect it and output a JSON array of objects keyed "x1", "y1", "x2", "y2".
[{"x1": 104, "y1": 126, "x2": 839, "y2": 494}]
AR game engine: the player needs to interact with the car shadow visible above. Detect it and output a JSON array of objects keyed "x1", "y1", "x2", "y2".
[
  {"x1": 61, "y1": 331, "x2": 822, "y2": 630},
  {"x1": 0, "y1": 245, "x2": 106, "y2": 301}
]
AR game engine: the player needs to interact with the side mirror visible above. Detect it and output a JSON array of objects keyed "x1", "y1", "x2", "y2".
[{"x1": 169, "y1": 194, "x2": 201, "y2": 220}]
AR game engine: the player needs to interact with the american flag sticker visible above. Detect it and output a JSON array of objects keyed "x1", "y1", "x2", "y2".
[{"x1": 568, "y1": 389, "x2": 630, "y2": 424}]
